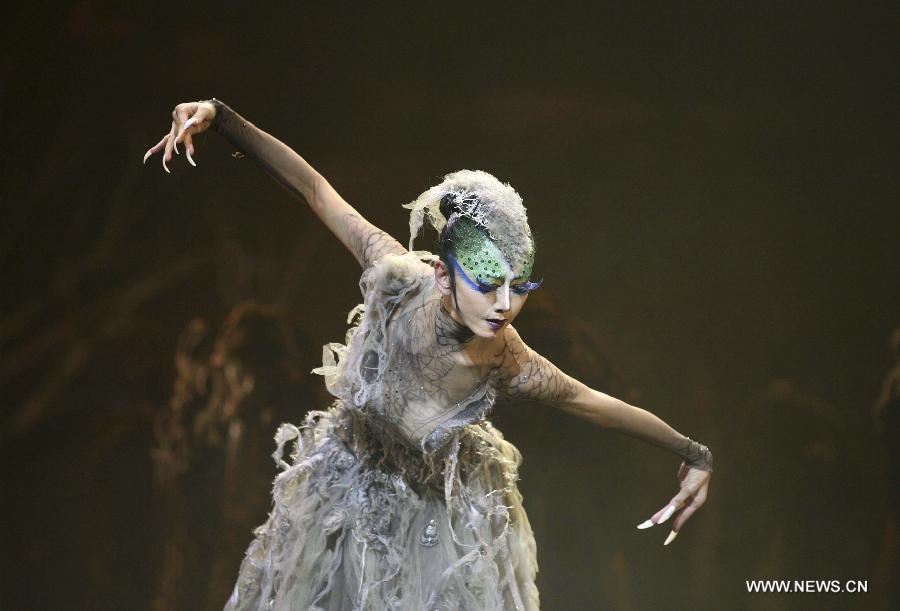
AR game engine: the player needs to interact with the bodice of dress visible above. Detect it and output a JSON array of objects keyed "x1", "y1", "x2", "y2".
[{"x1": 314, "y1": 251, "x2": 497, "y2": 453}]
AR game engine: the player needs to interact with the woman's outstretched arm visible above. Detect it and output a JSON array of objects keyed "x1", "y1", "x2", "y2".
[
  {"x1": 144, "y1": 100, "x2": 406, "y2": 269},
  {"x1": 494, "y1": 324, "x2": 713, "y2": 544}
]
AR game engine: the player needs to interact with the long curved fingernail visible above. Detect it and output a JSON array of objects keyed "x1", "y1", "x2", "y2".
[
  {"x1": 183, "y1": 117, "x2": 196, "y2": 131},
  {"x1": 659, "y1": 505, "x2": 676, "y2": 524},
  {"x1": 663, "y1": 530, "x2": 678, "y2": 546},
  {"x1": 186, "y1": 148, "x2": 196, "y2": 167},
  {"x1": 637, "y1": 519, "x2": 654, "y2": 530},
  {"x1": 143, "y1": 149, "x2": 152, "y2": 164},
  {"x1": 163, "y1": 156, "x2": 170, "y2": 174},
  {"x1": 173, "y1": 140, "x2": 180, "y2": 155}
]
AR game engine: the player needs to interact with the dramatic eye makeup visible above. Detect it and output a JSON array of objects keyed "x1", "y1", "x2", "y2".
[
  {"x1": 478, "y1": 278, "x2": 542, "y2": 295},
  {"x1": 511, "y1": 278, "x2": 543, "y2": 295},
  {"x1": 450, "y1": 257, "x2": 542, "y2": 295},
  {"x1": 476, "y1": 280, "x2": 499, "y2": 293},
  {"x1": 448, "y1": 257, "x2": 484, "y2": 292}
]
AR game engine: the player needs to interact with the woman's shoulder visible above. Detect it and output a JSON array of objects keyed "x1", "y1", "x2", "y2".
[{"x1": 361, "y1": 250, "x2": 436, "y2": 298}]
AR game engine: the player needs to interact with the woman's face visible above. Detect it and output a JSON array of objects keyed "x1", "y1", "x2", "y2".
[{"x1": 436, "y1": 244, "x2": 540, "y2": 340}]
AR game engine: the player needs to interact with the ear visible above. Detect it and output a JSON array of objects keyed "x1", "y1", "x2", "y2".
[{"x1": 433, "y1": 260, "x2": 453, "y2": 296}]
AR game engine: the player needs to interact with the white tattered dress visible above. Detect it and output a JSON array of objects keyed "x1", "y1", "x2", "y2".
[{"x1": 224, "y1": 251, "x2": 539, "y2": 611}]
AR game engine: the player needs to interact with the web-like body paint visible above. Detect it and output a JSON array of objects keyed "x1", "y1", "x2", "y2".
[{"x1": 202, "y1": 108, "x2": 713, "y2": 608}]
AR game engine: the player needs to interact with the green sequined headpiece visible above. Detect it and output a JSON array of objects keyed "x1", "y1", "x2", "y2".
[{"x1": 450, "y1": 218, "x2": 534, "y2": 281}]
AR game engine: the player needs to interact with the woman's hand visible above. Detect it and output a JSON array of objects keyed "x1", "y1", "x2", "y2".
[
  {"x1": 636, "y1": 462, "x2": 711, "y2": 545},
  {"x1": 143, "y1": 101, "x2": 217, "y2": 172}
]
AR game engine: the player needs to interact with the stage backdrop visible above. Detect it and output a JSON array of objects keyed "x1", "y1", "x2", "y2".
[{"x1": 2, "y1": 2, "x2": 898, "y2": 610}]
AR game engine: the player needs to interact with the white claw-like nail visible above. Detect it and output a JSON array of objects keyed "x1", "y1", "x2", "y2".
[
  {"x1": 663, "y1": 530, "x2": 678, "y2": 546},
  {"x1": 659, "y1": 505, "x2": 676, "y2": 524},
  {"x1": 143, "y1": 149, "x2": 152, "y2": 164},
  {"x1": 186, "y1": 148, "x2": 196, "y2": 167},
  {"x1": 163, "y1": 156, "x2": 170, "y2": 174},
  {"x1": 183, "y1": 117, "x2": 196, "y2": 131},
  {"x1": 637, "y1": 519, "x2": 654, "y2": 530},
  {"x1": 173, "y1": 140, "x2": 180, "y2": 155}
]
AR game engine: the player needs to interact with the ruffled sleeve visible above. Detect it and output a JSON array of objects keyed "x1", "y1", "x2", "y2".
[{"x1": 312, "y1": 251, "x2": 436, "y2": 411}]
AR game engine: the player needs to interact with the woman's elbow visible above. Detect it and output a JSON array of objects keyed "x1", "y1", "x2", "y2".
[{"x1": 556, "y1": 386, "x2": 619, "y2": 428}]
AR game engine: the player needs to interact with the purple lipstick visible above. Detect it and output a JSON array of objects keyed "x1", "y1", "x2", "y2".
[{"x1": 486, "y1": 318, "x2": 507, "y2": 332}]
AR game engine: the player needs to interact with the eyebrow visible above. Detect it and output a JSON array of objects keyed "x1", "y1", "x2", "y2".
[
  {"x1": 473, "y1": 271, "x2": 518, "y2": 286},
  {"x1": 479, "y1": 274, "x2": 528, "y2": 286},
  {"x1": 487, "y1": 277, "x2": 528, "y2": 286}
]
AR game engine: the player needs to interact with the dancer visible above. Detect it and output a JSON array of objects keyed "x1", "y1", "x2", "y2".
[{"x1": 145, "y1": 99, "x2": 713, "y2": 610}]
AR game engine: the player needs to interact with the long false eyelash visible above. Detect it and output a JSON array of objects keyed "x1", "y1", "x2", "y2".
[
  {"x1": 476, "y1": 278, "x2": 544, "y2": 295},
  {"x1": 511, "y1": 278, "x2": 543, "y2": 295}
]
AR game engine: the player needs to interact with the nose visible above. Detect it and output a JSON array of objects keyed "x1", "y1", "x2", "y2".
[{"x1": 494, "y1": 284, "x2": 511, "y2": 312}]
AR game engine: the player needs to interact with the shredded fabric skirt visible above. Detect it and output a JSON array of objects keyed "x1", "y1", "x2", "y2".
[{"x1": 223, "y1": 402, "x2": 540, "y2": 611}]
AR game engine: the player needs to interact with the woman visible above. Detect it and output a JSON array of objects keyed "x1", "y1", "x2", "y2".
[{"x1": 145, "y1": 100, "x2": 713, "y2": 610}]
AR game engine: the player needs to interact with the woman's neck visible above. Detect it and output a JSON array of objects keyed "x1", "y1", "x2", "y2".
[{"x1": 436, "y1": 295, "x2": 475, "y2": 349}]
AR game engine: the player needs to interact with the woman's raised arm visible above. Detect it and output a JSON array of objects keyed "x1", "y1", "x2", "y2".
[
  {"x1": 494, "y1": 324, "x2": 713, "y2": 545},
  {"x1": 143, "y1": 100, "x2": 407, "y2": 269}
]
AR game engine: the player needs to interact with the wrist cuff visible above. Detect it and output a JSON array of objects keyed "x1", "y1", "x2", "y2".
[
  {"x1": 680, "y1": 437, "x2": 713, "y2": 472},
  {"x1": 207, "y1": 98, "x2": 230, "y2": 133}
]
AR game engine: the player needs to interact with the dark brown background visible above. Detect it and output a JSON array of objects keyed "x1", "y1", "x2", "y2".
[{"x1": 2, "y1": 1, "x2": 898, "y2": 609}]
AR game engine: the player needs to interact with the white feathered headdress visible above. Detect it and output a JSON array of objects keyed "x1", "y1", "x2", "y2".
[{"x1": 402, "y1": 169, "x2": 533, "y2": 266}]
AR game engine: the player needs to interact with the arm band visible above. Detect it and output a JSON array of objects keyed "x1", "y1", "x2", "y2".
[
  {"x1": 206, "y1": 98, "x2": 313, "y2": 202},
  {"x1": 677, "y1": 437, "x2": 714, "y2": 472}
]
